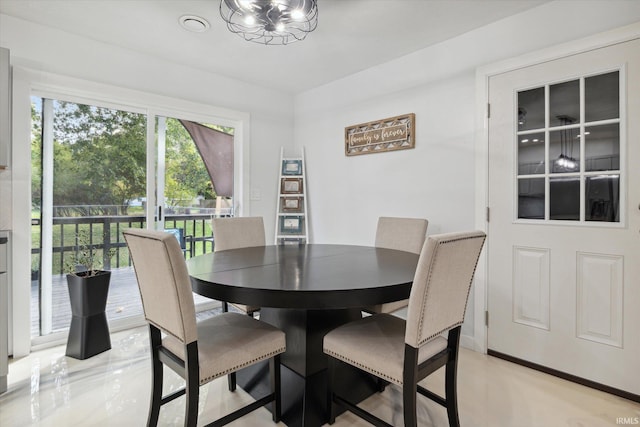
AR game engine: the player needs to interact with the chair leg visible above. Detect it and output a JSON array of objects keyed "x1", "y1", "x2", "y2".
[
  {"x1": 184, "y1": 342, "x2": 200, "y2": 427},
  {"x1": 403, "y1": 379, "x2": 418, "y2": 427},
  {"x1": 228, "y1": 372, "x2": 237, "y2": 392},
  {"x1": 445, "y1": 358, "x2": 460, "y2": 427},
  {"x1": 270, "y1": 355, "x2": 282, "y2": 423},
  {"x1": 185, "y1": 379, "x2": 199, "y2": 427},
  {"x1": 220, "y1": 302, "x2": 237, "y2": 391},
  {"x1": 148, "y1": 326, "x2": 163, "y2": 427},
  {"x1": 403, "y1": 345, "x2": 419, "y2": 427},
  {"x1": 445, "y1": 328, "x2": 462, "y2": 427},
  {"x1": 327, "y1": 357, "x2": 337, "y2": 424}
]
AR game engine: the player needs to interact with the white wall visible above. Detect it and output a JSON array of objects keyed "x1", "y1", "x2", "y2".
[
  {"x1": 299, "y1": 73, "x2": 476, "y2": 245},
  {"x1": 294, "y1": 1, "x2": 640, "y2": 341}
]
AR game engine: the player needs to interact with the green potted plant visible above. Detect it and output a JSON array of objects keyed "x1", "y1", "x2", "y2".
[{"x1": 65, "y1": 230, "x2": 114, "y2": 360}]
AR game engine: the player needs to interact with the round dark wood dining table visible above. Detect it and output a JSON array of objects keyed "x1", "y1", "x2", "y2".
[{"x1": 186, "y1": 244, "x2": 419, "y2": 427}]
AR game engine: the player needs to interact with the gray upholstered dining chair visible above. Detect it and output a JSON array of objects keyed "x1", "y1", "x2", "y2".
[
  {"x1": 211, "y1": 216, "x2": 264, "y2": 317},
  {"x1": 364, "y1": 216, "x2": 428, "y2": 315},
  {"x1": 324, "y1": 230, "x2": 486, "y2": 427},
  {"x1": 211, "y1": 216, "x2": 265, "y2": 392},
  {"x1": 123, "y1": 228, "x2": 285, "y2": 427}
]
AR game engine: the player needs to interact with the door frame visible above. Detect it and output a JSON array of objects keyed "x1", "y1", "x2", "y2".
[{"x1": 472, "y1": 21, "x2": 640, "y2": 353}]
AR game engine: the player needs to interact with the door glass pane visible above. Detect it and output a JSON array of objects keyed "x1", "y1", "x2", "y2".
[
  {"x1": 513, "y1": 70, "x2": 622, "y2": 225},
  {"x1": 549, "y1": 127, "x2": 580, "y2": 173},
  {"x1": 585, "y1": 175, "x2": 619, "y2": 222},
  {"x1": 518, "y1": 178, "x2": 545, "y2": 219},
  {"x1": 34, "y1": 98, "x2": 147, "y2": 338},
  {"x1": 585, "y1": 71, "x2": 619, "y2": 122},
  {"x1": 517, "y1": 87, "x2": 545, "y2": 131},
  {"x1": 162, "y1": 117, "x2": 235, "y2": 258},
  {"x1": 550, "y1": 177, "x2": 580, "y2": 220},
  {"x1": 585, "y1": 123, "x2": 620, "y2": 171},
  {"x1": 517, "y1": 132, "x2": 545, "y2": 175},
  {"x1": 549, "y1": 80, "x2": 579, "y2": 127}
]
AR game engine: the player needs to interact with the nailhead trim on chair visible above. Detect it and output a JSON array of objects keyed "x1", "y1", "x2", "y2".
[
  {"x1": 324, "y1": 349, "x2": 403, "y2": 385},
  {"x1": 415, "y1": 234, "x2": 484, "y2": 347},
  {"x1": 199, "y1": 346, "x2": 286, "y2": 384}
]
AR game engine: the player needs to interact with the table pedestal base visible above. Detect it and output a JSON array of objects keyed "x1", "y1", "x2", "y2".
[{"x1": 236, "y1": 307, "x2": 377, "y2": 427}]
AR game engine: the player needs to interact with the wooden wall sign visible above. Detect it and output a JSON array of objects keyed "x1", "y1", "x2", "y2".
[{"x1": 345, "y1": 113, "x2": 415, "y2": 156}]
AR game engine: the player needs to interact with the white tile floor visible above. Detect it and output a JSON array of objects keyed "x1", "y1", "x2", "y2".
[{"x1": 1, "y1": 326, "x2": 638, "y2": 426}]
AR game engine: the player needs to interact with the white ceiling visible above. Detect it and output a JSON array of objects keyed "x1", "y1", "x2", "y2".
[{"x1": 0, "y1": 0, "x2": 549, "y2": 94}]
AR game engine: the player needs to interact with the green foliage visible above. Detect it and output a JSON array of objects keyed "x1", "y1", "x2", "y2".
[
  {"x1": 31, "y1": 100, "x2": 43, "y2": 207},
  {"x1": 50, "y1": 101, "x2": 147, "y2": 213},
  {"x1": 165, "y1": 118, "x2": 215, "y2": 205}
]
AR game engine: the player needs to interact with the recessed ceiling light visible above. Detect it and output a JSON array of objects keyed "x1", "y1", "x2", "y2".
[{"x1": 179, "y1": 15, "x2": 210, "y2": 33}]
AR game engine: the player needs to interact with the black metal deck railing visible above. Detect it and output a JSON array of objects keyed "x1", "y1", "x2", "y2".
[{"x1": 31, "y1": 212, "x2": 224, "y2": 276}]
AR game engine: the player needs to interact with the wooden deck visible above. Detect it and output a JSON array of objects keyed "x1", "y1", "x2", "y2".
[{"x1": 31, "y1": 266, "x2": 217, "y2": 337}]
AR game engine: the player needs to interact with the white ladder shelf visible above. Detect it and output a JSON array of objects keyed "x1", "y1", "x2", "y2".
[{"x1": 275, "y1": 147, "x2": 309, "y2": 244}]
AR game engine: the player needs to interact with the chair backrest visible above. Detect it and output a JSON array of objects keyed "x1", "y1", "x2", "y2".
[
  {"x1": 123, "y1": 228, "x2": 197, "y2": 344},
  {"x1": 375, "y1": 216, "x2": 429, "y2": 255},
  {"x1": 405, "y1": 231, "x2": 486, "y2": 348},
  {"x1": 212, "y1": 217, "x2": 266, "y2": 252}
]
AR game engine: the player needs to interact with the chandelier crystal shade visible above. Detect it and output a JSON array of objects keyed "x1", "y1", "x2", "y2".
[{"x1": 220, "y1": 0, "x2": 318, "y2": 45}]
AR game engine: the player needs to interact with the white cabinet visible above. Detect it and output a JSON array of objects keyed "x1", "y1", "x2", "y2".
[
  {"x1": 0, "y1": 48, "x2": 10, "y2": 169},
  {"x1": 275, "y1": 147, "x2": 308, "y2": 244}
]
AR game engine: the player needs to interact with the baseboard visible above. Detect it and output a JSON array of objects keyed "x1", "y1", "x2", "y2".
[
  {"x1": 488, "y1": 349, "x2": 640, "y2": 403},
  {"x1": 460, "y1": 334, "x2": 476, "y2": 351}
]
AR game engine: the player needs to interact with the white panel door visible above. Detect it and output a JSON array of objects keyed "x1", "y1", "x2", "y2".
[{"x1": 487, "y1": 38, "x2": 640, "y2": 396}]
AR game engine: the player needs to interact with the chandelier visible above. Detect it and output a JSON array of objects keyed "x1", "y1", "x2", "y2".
[
  {"x1": 219, "y1": 0, "x2": 318, "y2": 45},
  {"x1": 555, "y1": 115, "x2": 578, "y2": 171}
]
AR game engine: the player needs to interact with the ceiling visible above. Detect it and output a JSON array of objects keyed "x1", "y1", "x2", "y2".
[{"x1": 0, "y1": 0, "x2": 549, "y2": 94}]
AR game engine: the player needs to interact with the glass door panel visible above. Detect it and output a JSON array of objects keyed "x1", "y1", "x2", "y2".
[
  {"x1": 158, "y1": 117, "x2": 235, "y2": 310},
  {"x1": 517, "y1": 132, "x2": 545, "y2": 175},
  {"x1": 518, "y1": 177, "x2": 545, "y2": 219},
  {"x1": 585, "y1": 175, "x2": 620, "y2": 222},
  {"x1": 517, "y1": 87, "x2": 545, "y2": 131},
  {"x1": 549, "y1": 79, "x2": 579, "y2": 127},
  {"x1": 549, "y1": 177, "x2": 580, "y2": 221},
  {"x1": 32, "y1": 97, "x2": 147, "y2": 339},
  {"x1": 585, "y1": 123, "x2": 620, "y2": 171},
  {"x1": 585, "y1": 71, "x2": 619, "y2": 122},
  {"x1": 158, "y1": 117, "x2": 235, "y2": 258},
  {"x1": 515, "y1": 70, "x2": 621, "y2": 223},
  {"x1": 549, "y1": 127, "x2": 580, "y2": 173}
]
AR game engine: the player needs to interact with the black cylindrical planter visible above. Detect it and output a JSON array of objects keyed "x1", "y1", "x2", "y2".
[{"x1": 65, "y1": 271, "x2": 112, "y2": 359}]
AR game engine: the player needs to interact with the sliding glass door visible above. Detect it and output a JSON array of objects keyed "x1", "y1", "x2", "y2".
[
  {"x1": 31, "y1": 97, "x2": 235, "y2": 342},
  {"x1": 31, "y1": 97, "x2": 147, "y2": 338}
]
